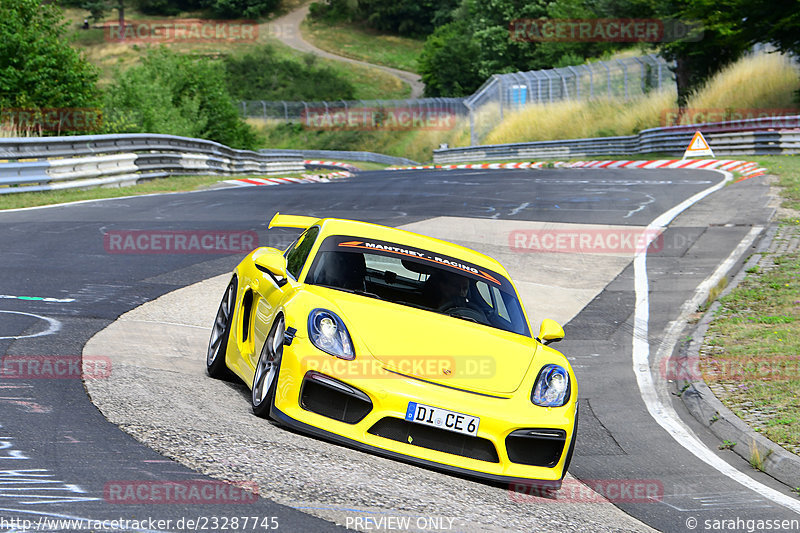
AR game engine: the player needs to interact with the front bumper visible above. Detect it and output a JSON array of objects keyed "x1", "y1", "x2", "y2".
[{"x1": 271, "y1": 343, "x2": 577, "y2": 484}]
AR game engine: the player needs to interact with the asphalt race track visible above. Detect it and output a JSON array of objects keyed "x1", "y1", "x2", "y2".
[{"x1": 0, "y1": 168, "x2": 797, "y2": 532}]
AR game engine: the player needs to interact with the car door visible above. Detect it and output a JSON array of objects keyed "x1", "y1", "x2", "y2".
[{"x1": 245, "y1": 226, "x2": 321, "y2": 376}]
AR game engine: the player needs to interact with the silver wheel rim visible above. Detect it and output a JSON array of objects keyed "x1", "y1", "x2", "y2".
[
  {"x1": 207, "y1": 282, "x2": 235, "y2": 366},
  {"x1": 253, "y1": 316, "x2": 284, "y2": 407}
]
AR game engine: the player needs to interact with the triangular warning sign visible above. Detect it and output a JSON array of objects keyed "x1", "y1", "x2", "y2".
[{"x1": 682, "y1": 131, "x2": 714, "y2": 159}]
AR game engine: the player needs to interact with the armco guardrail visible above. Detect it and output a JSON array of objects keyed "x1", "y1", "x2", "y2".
[
  {"x1": 0, "y1": 133, "x2": 305, "y2": 195},
  {"x1": 433, "y1": 115, "x2": 800, "y2": 163},
  {"x1": 260, "y1": 149, "x2": 419, "y2": 167}
]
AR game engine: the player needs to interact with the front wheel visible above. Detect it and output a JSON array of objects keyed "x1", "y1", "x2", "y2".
[
  {"x1": 252, "y1": 315, "x2": 285, "y2": 418},
  {"x1": 207, "y1": 277, "x2": 237, "y2": 378}
]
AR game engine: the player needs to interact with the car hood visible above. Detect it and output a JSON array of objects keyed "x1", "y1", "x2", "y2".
[{"x1": 329, "y1": 294, "x2": 537, "y2": 395}]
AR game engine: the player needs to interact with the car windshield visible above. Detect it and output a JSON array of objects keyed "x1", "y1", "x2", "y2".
[{"x1": 305, "y1": 236, "x2": 531, "y2": 337}]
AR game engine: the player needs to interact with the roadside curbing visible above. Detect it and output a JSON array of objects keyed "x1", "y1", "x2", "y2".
[
  {"x1": 385, "y1": 159, "x2": 767, "y2": 180},
  {"x1": 221, "y1": 161, "x2": 357, "y2": 188},
  {"x1": 673, "y1": 224, "x2": 800, "y2": 490},
  {"x1": 385, "y1": 156, "x2": 799, "y2": 491},
  {"x1": 222, "y1": 171, "x2": 352, "y2": 188},
  {"x1": 303, "y1": 160, "x2": 360, "y2": 172}
]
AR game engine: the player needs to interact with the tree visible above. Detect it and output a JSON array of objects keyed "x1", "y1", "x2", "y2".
[
  {"x1": 203, "y1": 0, "x2": 281, "y2": 18},
  {"x1": 418, "y1": 0, "x2": 617, "y2": 96},
  {"x1": 356, "y1": 0, "x2": 459, "y2": 37},
  {"x1": 660, "y1": 0, "x2": 799, "y2": 105},
  {"x1": 417, "y1": 20, "x2": 484, "y2": 96},
  {"x1": 81, "y1": 0, "x2": 126, "y2": 28},
  {"x1": 224, "y1": 46, "x2": 356, "y2": 101},
  {"x1": 309, "y1": 0, "x2": 457, "y2": 36},
  {"x1": 103, "y1": 48, "x2": 259, "y2": 149},
  {"x1": 0, "y1": 0, "x2": 99, "y2": 109}
]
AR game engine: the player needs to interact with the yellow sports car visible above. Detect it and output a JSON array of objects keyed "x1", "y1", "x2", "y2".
[{"x1": 206, "y1": 213, "x2": 578, "y2": 487}]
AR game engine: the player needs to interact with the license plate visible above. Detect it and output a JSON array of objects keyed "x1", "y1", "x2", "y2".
[{"x1": 405, "y1": 402, "x2": 479, "y2": 437}]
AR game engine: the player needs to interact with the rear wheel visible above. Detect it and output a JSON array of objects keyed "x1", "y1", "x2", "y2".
[
  {"x1": 252, "y1": 314, "x2": 285, "y2": 418},
  {"x1": 207, "y1": 277, "x2": 237, "y2": 378}
]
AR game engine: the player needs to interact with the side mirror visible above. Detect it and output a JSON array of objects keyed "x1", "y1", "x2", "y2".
[
  {"x1": 253, "y1": 248, "x2": 288, "y2": 286},
  {"x1": 538, "y1": 318, "x2": 564, "y2": 345}
]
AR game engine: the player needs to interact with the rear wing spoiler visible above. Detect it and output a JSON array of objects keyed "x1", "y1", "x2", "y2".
[{"x1": 268, "y1": 212, "x2": 321, "y2": 230}]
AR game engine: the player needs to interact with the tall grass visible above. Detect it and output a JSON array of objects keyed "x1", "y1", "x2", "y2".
[
  {"x1": 686, "y1": 52, "x2": 800, "y2": 112},
  {"x1": 484, "y1": 89, "x2": 675, "y2": 145},
  {"x1": 0, "y1": 122, "x2": 40, "y2": 138},
  {"x1": 483, "y1": 52, "x2": 799, "y2": 146}
]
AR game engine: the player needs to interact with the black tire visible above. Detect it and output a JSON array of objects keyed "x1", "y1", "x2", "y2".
[
  {"x1": 560, "y1": 404, "x2": 579, "y2": 480},
  {"x1": 251, "y1": 314, "x2": 285, "y2": 418},
  {"x1": 206, "y1": 276, "x2": 237, "y2": 378}
]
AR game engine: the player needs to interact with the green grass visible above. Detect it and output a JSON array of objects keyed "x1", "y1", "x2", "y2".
[
  {"x1": 301, "y1": 18, "x2": 424, "y2": 73},
  {"x1": 700, "y1": 223, "x2": 800, "y2": 453},
  {"x1": 752, "y1": 155, "x2": 800, "y2": 213},
  {"x1": 0, "y1": 174, "x2": 255, "y2": 210},
  {"x1": 0, "y1": 164, "x2": 388, "y2": 210},
  {"x1": 265, "y1": 39, "x2": 409, "y2": 100},
  {"x1": 331, "y1": 160, "x2": 389, "y2": 171},
  {"x1": 61, "y1": 6, "x2": 409, "y2": 99},
  {"x1": 246, "y1": 119, "x2": 464, "y2": 163},
  {"x1": 485, "y1": 52, "x2": 799, "y2": 145}
]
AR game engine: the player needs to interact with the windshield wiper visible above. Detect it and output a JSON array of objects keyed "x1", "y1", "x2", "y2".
[
  {"x1": 314, "y1": 284, "x2": 384, "y2": 300},
  {"x1": 447, "y1": 312, "x2": 479, "y2": 324}
]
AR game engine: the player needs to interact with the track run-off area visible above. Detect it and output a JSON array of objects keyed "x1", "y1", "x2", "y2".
[{"x1": 0, "y1": 166, "x2": 797, "y2": 532}]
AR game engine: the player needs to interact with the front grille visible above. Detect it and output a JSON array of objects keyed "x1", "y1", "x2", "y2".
[
  {"x1": 368, "y1": 417, "x2": 499, "y2": 463},
  {"x1": 505, "y1": 429, "x2": 566, "y2": 467},
  {"x1": 299, "y1": 373, "x2": 372, "y2": 424}
]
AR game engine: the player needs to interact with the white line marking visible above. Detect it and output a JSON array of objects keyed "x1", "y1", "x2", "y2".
[
  {"x1": 624, "y1": 193, "x2": 655, "y2": 219},
  {"x1": 126, "y1": 319, "x2": 209, "y2": 330},
  {"x1": 632, "y1": 170, "x2": 800, "y2": 513},
  {"x1": 0, "y1": 294, "x2": 75, "y2": 303},
  {"x1": 0, "y1": 311, "x2": 61, "y2": 340},
  {"x1": 509, "y1": 202, "x2": 530, "y2": 216}
]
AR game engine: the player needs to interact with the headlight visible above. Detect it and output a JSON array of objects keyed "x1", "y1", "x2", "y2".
[
  {"x1": 531, "y1": 364, "x2": 570, "y2": 407},
  {"x1": 308, "y1": 309, "x2": 355, "y2": 360}
]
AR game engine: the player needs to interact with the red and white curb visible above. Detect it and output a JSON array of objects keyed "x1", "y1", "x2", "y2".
[
  {"x1": 386, "y1": 159, "x2": 766, "y2": 181},
  {"x1": 567, "y1": 159, "x2": 766, "y2": 181},
  {"x1": 386, "y1": 162, "x2": 542, "y2": 170},
  {"x1": 304, "y1": 160, "x2": 360, "y2": 172},
  {"x1": 222, "y1": 171, "x2": 353, "y2": 188}
]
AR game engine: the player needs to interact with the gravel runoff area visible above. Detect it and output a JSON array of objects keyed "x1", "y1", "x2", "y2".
[
  {"x1": 699, "y1": 221, "x2": 800, "y2": 456},
  {"x1": 84, "y1": 248, "x2": 657, "y2": 533}
]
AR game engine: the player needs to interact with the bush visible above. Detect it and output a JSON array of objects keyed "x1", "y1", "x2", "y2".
[
  {"x1": 204, "y1": 0, "x2": 280, "y2": 18},
  {"x1": 223, "y1": 46, "x2": 356, "y2": 101},
  {"x1": 358, "y1": 0, "x2": 458, "y2": 37},
  {"x1": 309, "y1": 0, "x2": 456, "y2": 37},
  {"x1": 0, "y1": 0, "x2": 99, "y2": 109},
  {"x1": 135, "y1": 0, "x2": 198, "y2": 16},
  {"x1": 417, "y1": 20, "x2": 484, "y2": 97},
  {"x1": 308, "y1": 0, "x2": 357, "y2": 22},
  {"x1": 103, "y1": 47, "x2": 259, "y2": 149}
]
